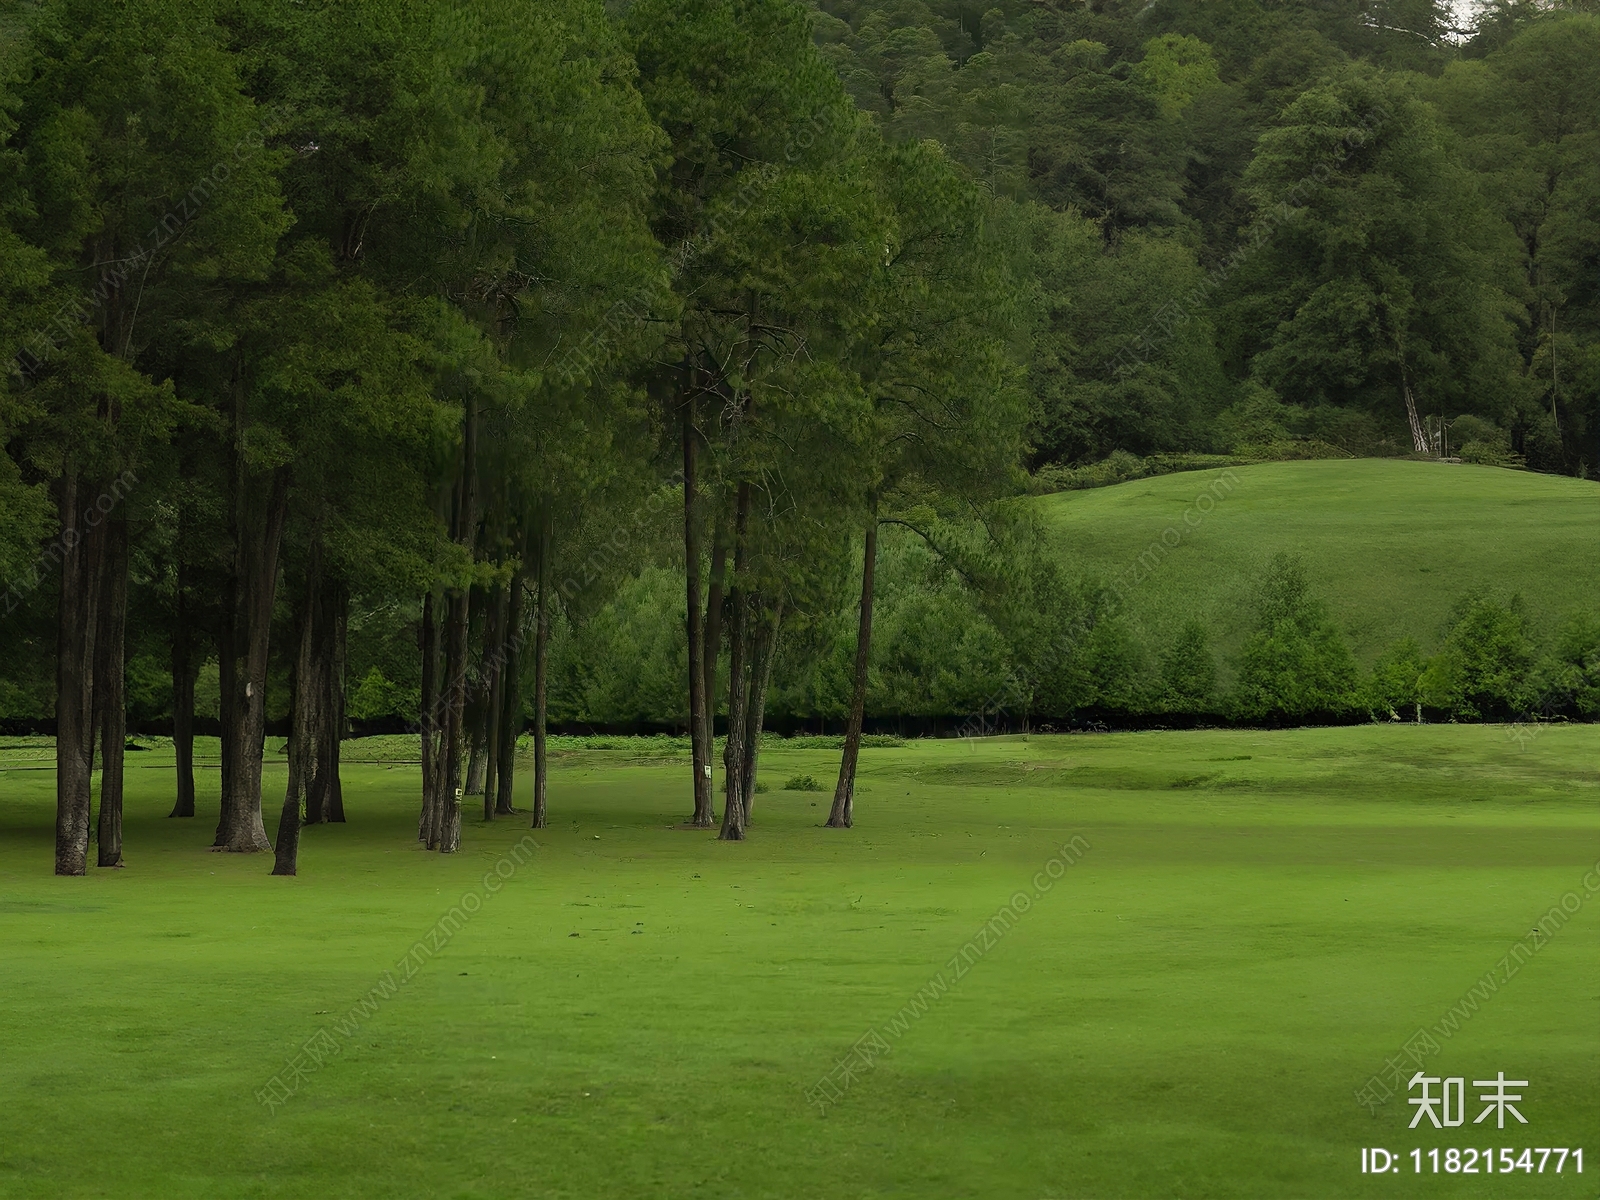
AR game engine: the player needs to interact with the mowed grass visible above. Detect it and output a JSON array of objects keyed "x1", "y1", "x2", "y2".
[
  {"x1": 1, "y1": 726, "x2": 1598, "y2": 1199},
  {"x1": 1038, "y1": 459, "x2": 1600, "y2": 666}
]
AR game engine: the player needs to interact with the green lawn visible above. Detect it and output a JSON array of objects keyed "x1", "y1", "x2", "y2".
[
  {"x1": 1, "y1": 727, "x2": 1597, "y2": 1198},
  {"x1": 1039, "y1": 459, "x2": 1600, "y2": 666}
]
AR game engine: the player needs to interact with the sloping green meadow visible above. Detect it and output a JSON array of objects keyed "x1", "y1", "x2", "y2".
[
  {"x1": 1039, "y1": 460, "x2": 1600, "y2": 666},
  {"x1": 1, "y1": 726, "x2": 1596, "y2": 1198}
]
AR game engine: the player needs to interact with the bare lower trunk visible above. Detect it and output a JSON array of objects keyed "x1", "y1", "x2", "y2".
[
  {"x1": 718, "y1": 483, "x2": 752, "y2": 842},
  {"x1": 168, "y1": 566, "x2": 197, "y2": 819},
  {"x1": 739, "y1": 600, "x2": 782, "y2": 825},
  {"x1": 321, "y1": 582, "x2": 347, "y2": 823},
  {"x1": 683, "y1": 397, "x2": 713, "y2": 826},
  {"x1": 439, "y1": 586, "x2": 469, "y2": 853},
  {"x1": 483, "y1": 579, "x2": 508, "y2": 819},
  {"x1": 496, "y1": 571, "x2": 524, "y2": 816},
  {"x1": 55, "y1": 472, "x2": 100, "y2": 876},
  {"x1": 95, "y1": 514, "x2": 129, "y2": 868},
  {"x1": 419, "y1": 590, "x2": 438, "y2": 842},
  {"x1": 702, "y1": 511, "x2": 728, "y2": 763},
  {"x1": 465, "y1": 723, "x2": 488, "y2": 798},
  {"x1": 829, "y1": 517, "x2": 878, "y2": 830},
  {"x1": 273, "y1": 549, "x2": 321, "y2": 877},
  {"x1": 532, "y1": 532, "x2": 549, "y2": 829},
  {"x1": 218, "y1": 467, "x2": 288, "y2": 852}
]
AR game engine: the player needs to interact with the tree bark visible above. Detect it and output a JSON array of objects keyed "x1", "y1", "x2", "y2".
[
  {"x1": 532, "y1": 528, "x2": 550, "y2": 829},
  {"x1": 482, "y1": 578, "x2": 508, "y2": 820},
  {"x1": 683, "y1": 394, "x2": 714, "y2": 826},
  {"x1": 168, "y1": 561, "x2": 197, "y2": 818},
  {"x1": 496, "y1": 570, "x2": 524, "y2": 816},
  {"x1": 321, "y1": 581, "x2": 347, "y2": 823},
  {"x1": 718, "y1": 483, "x2": 751, "y2": 842},
  {"x1": 95, "y1": 513, "x2": 129, "y2": 868},
  {"x1": 437, "y1": 393, "x2": 478, "y2": 854},
  {"x1": 739, "y1": 599, "x2": 782, "y2": 825},
  {"x1": 55, "y1": 472, "x2": 101, "y2": 876},
  {"x1": 702, "y1": 508, "x2": 729, "y2": 757},
  {"x1": 217, "y1": 467, "x2": 288, "y2": 852},
  {"x1": 419, "y1": 590, "x2": 438, "y2": 842},
  {"x1": 272, "y1": 547, "x2": 321, "y2": 876},
  {"x1": 829, "y1": 516, "x2": 878, "y2": 830}
]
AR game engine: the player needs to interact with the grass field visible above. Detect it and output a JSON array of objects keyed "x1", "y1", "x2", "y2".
[
  {"x1": 1039, "y1": 459, "x2": 1600, "y2": 666},
  {"x1": 2, "y1": 727, "x2": 1597, "y2": 1199}
]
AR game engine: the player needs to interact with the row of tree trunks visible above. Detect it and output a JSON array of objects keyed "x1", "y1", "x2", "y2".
[
  {"x1": 54, "y1": 471, "x2": 103, "y2": 875},
  {"x1": 828, "y1": 514, "x2": 878, "y2": 830},
  {"x1": 93, "y1": 513, "x2": 129, "y2": 867},
  {"x1": 718, "y1": 483, "x2": 752, "y2": 841},
  {"x1": 214, "y1": 464, "x2": 289, "y2": 853},
  {"x1": 682, "y1": 389, "x2": 715, "y2": 827}
]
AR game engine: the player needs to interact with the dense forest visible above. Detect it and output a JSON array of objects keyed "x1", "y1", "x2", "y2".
[{"x1": 1, "y1": 0, "x2": 1597, "y2": 873}]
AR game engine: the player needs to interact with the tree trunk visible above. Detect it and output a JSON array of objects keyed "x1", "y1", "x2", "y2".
[
  {"x1": 702, "y1": 509, "x2": 729, "y2": 756},
  {"x1": 739, "y1": 599, "x2": 782, "y2": 825},
  {"x1": 55, "y1": 472, "x2": 101, "y2": 876},
  {"x1": 465, "y1": 723, "x2": 488, "y2": 798},
  {"x1": 482, "y1": 578, "x2": 508, "y2": 820},
  {"x1": 419, "y1": 590, "x2": 438, "y2": 842},
  {"x1": 272, "y1": 548, "x2": 321, "y2": 877},
  {"x1": 95, "y1": 513, "x2": 129, "y2": 868},
  {"x1": 496, "y1": 571, "x2": 524, "y2": 816},
  {"x1": 436, "y1": 394, "x2": 478, "y2": 854},
  {"x1": 829, "y1": 517, "x2": 878, "y2": 830},
  {"x1": 683, "y1": 395, "x2": 714, "y2": 826},
  {"x1": 321, "y1": 581, "x2": 347, "y2": 823},
  {"x1": 217, "y1": 467, "x2": 288, "y2": 852},
  {"x1": 532, "y1": 528, "x2": 550, "y2": 829},
  {"x1": 168, "y1": 562, "x2": 197, "y2": 819},
  {"x1": 718, "y1": 483, "x2": 752, "y2": 842}
]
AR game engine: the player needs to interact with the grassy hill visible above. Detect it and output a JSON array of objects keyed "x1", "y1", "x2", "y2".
[{"x1": 1038, "y1": 459, "x2": 1600, "y2": 669}]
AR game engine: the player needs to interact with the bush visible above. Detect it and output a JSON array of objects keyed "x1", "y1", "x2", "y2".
[
  {"x1": 1230, "y1": 554, "x2": 1362, "y2": 720},
  {"x1": 1421, "y1": 594, "x2": 1537, "y2": 719},
  {"x1": 1368, "y1": 637, "x2": 1429, "y2": 719},
  {"x1": 1158, "y1": 619, "x2": 1217, "y2": 712},
  {"x1": 1545, "y1": 612, "x2": 1600, "y2": 719},
  {"x1": 783, "y1": 774, "x2": 822, "y2": 791}
]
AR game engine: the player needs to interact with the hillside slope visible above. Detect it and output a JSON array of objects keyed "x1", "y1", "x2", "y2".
[{"x1": 1038, "y1": 459, "x2": 1600, "y2": 667}]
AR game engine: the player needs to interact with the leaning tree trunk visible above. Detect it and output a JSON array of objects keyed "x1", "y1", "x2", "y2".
[
  {"x1": 682, "y1": 394, "x2": 714, "y2": 827},
  {"x1": 55, "y1": 471, "x2": 102, "y2": 876},
  {"x1": 718, "y1": 483, "x2": 752, "y2": 842},
  {"x1": 217, "y1": 467, "x2": 288, "y2": 852},
  {"x1": 532, "y1": 530, "x2": 550, "y2": 829},
  {"x1": 272, "y1": 548, "x2": 322, "y2": 877},
  {"x1": 739, "y1": 599, "x2": 782, "y2": 826},
  {"x1": 168, "y1": 562, "x2": 197, "y2": 819},
  {"x1": 829, "y1": 516, "x2": 878, "y2": 830},
  {"x1": 95, "y1": 512, "x2": 129, "y2": 868},
  {"x1": 496, "y1": 570, "x2": 525, "y2": 817},
  {"x1": 465, "y1": 720, "x2": 488, "y2": 798}
]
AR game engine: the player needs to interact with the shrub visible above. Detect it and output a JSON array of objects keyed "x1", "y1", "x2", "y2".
[
  {"x1": 783, "y1": 774, "x2": 822, "y2": 791},
  {"x1": 1230, "y1": 554, "x2": 1362, "y2": 720},
  {"x1": 1158, "y1": 619, "x2": 1217, "y2": 712},
  {"x1": 1369, "y1": 637, "x2": 1429, "y2": 719},
  {"x1": 1421, "y1": 594, "x2": 1537, "y2": 719}
]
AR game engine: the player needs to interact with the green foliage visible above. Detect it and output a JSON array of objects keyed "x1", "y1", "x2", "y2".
[
  {"x1": 782, "y1": 773, "x2": 822, "y2": 790},
  {"x1": 1421, "y1": 593, "x2": 1539, "y2": 718},
  {"x1": 1158, "y1": 620, "x2": 1217, "y2": 713},
  {"x1": 1231, "y1": 553, "x2": 1362, "y2": 719}
]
